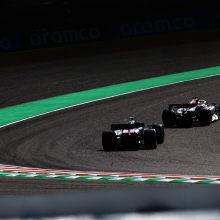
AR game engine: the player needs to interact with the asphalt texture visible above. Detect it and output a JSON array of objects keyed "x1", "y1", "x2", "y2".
[{"x1": 0, "y1": 29, "x2": 220, "y2": 195}]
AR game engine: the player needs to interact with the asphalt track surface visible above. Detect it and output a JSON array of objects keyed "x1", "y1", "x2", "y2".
[{"x1": 0, "y1": 30, "x2": 220, "y2": 195}]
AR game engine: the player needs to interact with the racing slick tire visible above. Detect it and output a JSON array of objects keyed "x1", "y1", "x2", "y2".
[
  {"x1": 162, "y1": 110, "x2": 176, "y2": 127},
  {"x1": 143, "y1": 129, "x2": 157, "y2": 149},
  {"x1": 152, "y1": 124, "x2": 164, "y2": 144},
  {"x1": 197, "y1": 109, "x2": 211, "y2": 126},
  {"x1": 217, "y1": 105, "x2": 220, "y2": 119},
  {"x1": 102, "y1": 130, "x2": 116, "y2": 151}
]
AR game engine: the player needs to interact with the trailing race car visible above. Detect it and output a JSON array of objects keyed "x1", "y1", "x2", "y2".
[
  {"x1": 102, "y1": 117, "x2": 164, "y2": 151},
  {"x1": 162, "y1": 96, "x2": 220, "y2": 127}
]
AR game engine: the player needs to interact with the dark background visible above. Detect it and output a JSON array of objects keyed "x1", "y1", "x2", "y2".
[{"x1": 1, "y1": 0, "x2": 220, "y2": 33}]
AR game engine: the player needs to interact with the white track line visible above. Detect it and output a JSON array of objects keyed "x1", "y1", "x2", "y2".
[{"x1": 0, "y1": 74, "x2": 219, "y2": 129}]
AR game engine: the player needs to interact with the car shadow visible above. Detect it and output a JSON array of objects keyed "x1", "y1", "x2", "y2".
[
  {"x1": 98, "y1": 148, "x2": 156, "y2": 152},
  {"x1": 163, "y1": 124, "x2": 211, "y2": 129}
]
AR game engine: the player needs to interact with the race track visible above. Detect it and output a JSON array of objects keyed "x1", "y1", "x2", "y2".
[{"x1": 0, "y1": 35, "x2": 220, "y2": 195}]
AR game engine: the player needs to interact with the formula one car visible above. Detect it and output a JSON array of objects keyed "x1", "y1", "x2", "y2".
[
  {"x1": 102, "y1": 117, "x2": 164, "y2": 151},
  {"x1": 162, "y1": 96, "x2": 220, "y2": 127}
]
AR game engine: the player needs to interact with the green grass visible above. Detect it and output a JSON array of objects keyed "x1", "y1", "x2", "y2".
[{"x1": 0, "y1": 66, "x2": 219, "y2": 127}]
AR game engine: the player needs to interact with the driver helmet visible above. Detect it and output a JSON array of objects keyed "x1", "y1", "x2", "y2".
[
  {"x1": 190, "y1": 99, "x2": 197, "y2": 104},
  {"x1": 128, "y1": 117, "x2": 136, "y2": 124},
  {"x1": 190, "y1": 96, "x2": 199, "y2": 104}
]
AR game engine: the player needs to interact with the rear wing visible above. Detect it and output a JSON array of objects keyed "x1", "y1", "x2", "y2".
[
  {"x1": 169, "y1": 103, "x2": 197, "y2": 109},
  {"x1": 111, "y1": 123, "x2": 145, "y2": 130}
]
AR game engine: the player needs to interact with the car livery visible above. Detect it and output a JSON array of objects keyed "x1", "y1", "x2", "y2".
[
  {"x1": 102, "y1": 117, "x2": 164, "y2": 151},
  {"x1": 162, "y1": 96, "x2": 220, "y2": 127}
]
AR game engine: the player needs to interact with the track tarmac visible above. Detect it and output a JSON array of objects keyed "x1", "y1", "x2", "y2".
[{"x1": 0, "y1": 35, "x2": 220, "y2": 195}]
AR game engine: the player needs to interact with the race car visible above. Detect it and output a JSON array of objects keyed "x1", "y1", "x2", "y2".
[
  {"x1": 162, "y1": 96, "x2": 220, "y2": 127},
  {"x1": 102, "y1": 117, "x2": 164, "y2": 151}
]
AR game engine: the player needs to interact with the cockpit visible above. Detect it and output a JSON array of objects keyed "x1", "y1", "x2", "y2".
[{"x1": 197, "y1": 100, "x2": 206, "y2": 105}]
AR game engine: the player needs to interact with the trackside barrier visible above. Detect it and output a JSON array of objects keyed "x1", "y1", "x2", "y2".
[
  {"x1": 1, "y1": 11, "x2": 220, "y2": 53},
  {"x1": 109, "y1": 14, "x2": 206, "y2": 39},
  {"x1": 20, "y1": 24, "x2": 109, "y2": 50},
  {"x1": 0, "y1": 34, "x2": 22, "y2": 53}
]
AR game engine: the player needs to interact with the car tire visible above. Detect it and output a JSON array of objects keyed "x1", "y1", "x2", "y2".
[
  {"x1": 216, "y1": 105, "x2": 220, "y2": 119},
  {"x1": 152, "y1": 124, "x2": 164, "y2": 144},
  {"x1": 197, "y1": 109, "x2": 211, "y2": 126},
  {"x1": 102, "y1": 130, "x2": 116, "y2": 151},
  {"x1": 162, "y1": 110, "x2": 175, "y2": 127},
  {"x1": 143, "y1": 129, "x2": 157, "y2": 149}
]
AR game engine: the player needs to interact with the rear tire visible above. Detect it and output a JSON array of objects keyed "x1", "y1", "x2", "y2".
[
  {"x1": 102, "y1": 130, "x2": 116, "y2": 151},
  {"x1": 197, "y1": 109, "x2": 211, "y2": 126},
  {"x1": 152, "y1": 124, "x2": 164, "y2": 144},
  {"x1": 216, "y1": 105, "x2": 220, "y2": 119},
  {"x1": 143, "y1": 129, "x2": 157, "y2": 149},
  {"x1": 162, "y1": 110, "x2": 176, "y2": 127}
]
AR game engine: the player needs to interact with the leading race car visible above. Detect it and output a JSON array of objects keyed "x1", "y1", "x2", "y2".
[
  {"x1": 162, "y1": 96, "x2": 220, "y2": 127},
  {"x1": 102, "y1": 117, "x2": 164, "y2": 151}
]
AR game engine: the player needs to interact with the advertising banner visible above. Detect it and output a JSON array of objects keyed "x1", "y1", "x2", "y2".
[
  {"x1": 20, "y1": 25, "x2": 110, "y2": 50},
  {"x1": 109, "y1": 14, "x2": 207, "y2": 39},
  {"x1": 0, "y1": 34, "x2": 22, "y2": 53}
]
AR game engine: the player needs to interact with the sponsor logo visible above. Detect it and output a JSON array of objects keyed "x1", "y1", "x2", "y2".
[
  {"x1": 30, "y1": 27, "x2": 100, "y2": 46},
  {"x1": 120, "y1": 16, "x2": 195, "y2": 36},
  {"x1": 0, "y1": 37, "x2": 11, "y2": 50},
  {"x1": 0, "y1": 34, "x2": 22, "y2": 53},
  {"x1": 110, "y1": 14, "x2": 206, "y2": 39}
]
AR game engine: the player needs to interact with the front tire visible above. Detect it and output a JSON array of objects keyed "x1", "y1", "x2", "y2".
[
  {"x1": 102, "y1": 130, "x2": 116, "y2": 151},
  {"x1": 143, "y1": 129, "x2": 157, "y2": 149}
]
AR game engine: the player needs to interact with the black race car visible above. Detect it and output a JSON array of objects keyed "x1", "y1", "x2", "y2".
[
  {"x1": 102, "y1": 117, "x2": 164, "y2": 151},
  {"x1": 162, "y1": 96, "x2": 220, "y2": 127}
]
